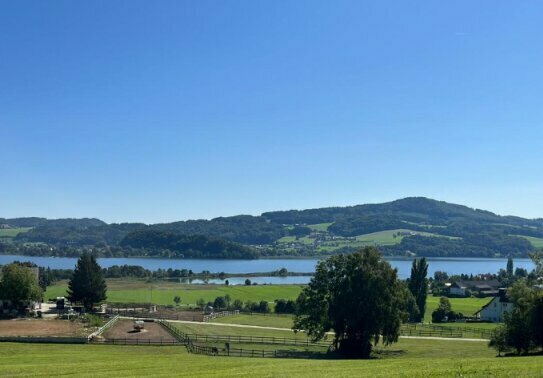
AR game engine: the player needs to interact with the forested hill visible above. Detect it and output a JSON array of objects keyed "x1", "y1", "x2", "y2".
[{"x1": 2, "y1": 197, "x2": 543, "y2": 258}]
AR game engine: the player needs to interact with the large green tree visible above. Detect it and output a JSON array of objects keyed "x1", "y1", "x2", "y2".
[
  {"x1": 67, "y1": 253, "x2": 107, "y2": 310},
  {"x1": 489, "y1": 281, "x2": 542, "y2": 355},
  {"x1": 0, "y1": 264, "x2": 43, "y2": 310},
  {"x1": 293, "y1": 247, "x2": 409, "y2": 358},
  {"x1": 408, "y1": 257, "x2": 428, "y2": 322}
]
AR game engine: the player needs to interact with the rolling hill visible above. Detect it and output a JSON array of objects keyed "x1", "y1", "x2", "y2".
[{"x1": 2, "y1": 197, "x2": 542, "y2": 258}]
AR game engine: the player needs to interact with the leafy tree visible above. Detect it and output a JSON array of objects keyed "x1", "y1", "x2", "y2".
[
  {"x1": 489, "y1": 282, "x2": 541, "y2": 355},
  {"x1": 196, "y1": 298, "x2": 206, "y2": 310},
  {"x1": 173, "y1": 296, "x2": 181, "y2": 306},
  {"x1": 529, "y1": 251, "x2": 543, "y2": 277},
  {"x1": 213, "y1": 296, "x2": 227, "y2": 310},
  {"x1": 408, "y1": 258, "x2": 428, "y2": 322},
  {"x1": 293, "y1": 247, "x2": 408, "y2": 358},
  {"x1": 0, "y1": 264, "x2": 42, "y2": 310},
  {"x1": 258, "y1": 301, "x2": 270, "y2": 313},
  {"x1": 67, "y1": 253, "x2": 107, "y2": 311},
  {"x1": 231, "y1": 299, "x2": 244, "y2": 311},
  {"x1": 528, "y1": 294, "x2": 543, "y2": 349},
  {"x1": 431, "y1": 297, "x2": 453, "y2": 323},
  {"x1": 506, "y1": 257, "x2": 514, "y2": 277},
  {"x1": 502, "y1": 308, "x2": 533, "y2": 354},
  {"x1": 489, "y1": 326, "x2": 509, "y2": 356},
  {"x1": 244, "y1": 279, "x2": 251, "y2": 286}
]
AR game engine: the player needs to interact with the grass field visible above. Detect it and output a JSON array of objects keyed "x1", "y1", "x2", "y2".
[
  {"x1": 425, "y1": 296, "x2": 489, "y2": 322},
  {"x1": 2, "y1": 339, "x2": 542, "y2": 377},
  {"x1": 0, "y1": 227, "x2": 31, "y2": 238},
  {"x1": 307, "y1": 223, "x2": 332, "y2": 232},
  {"x1": 213, "y1": 314, "x2": 294, "y2": 329},
  {"x1": 46, "y1": 280, "x2": 490, "y2": 321},
  {"x1": 172, "y1": 321, "x2": 307, "y2": 339},
  {"x1": 316, "y1": 229, "x2": 459, "y2": 252},
  {"x1": 516, "y1": 235, "x2": 543, "y2": 249},
  {"x1": 45, "y1": 279, "x2": 303, "y2": 305}
]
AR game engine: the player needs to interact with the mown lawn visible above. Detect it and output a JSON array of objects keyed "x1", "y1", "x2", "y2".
[
  {"x1": 45, "y1": 280, "x2": 303, "y2": 305},
  {"x1": 2, "y1": 339, "x2": 542, "y2": 377},
  {"x1": 424, "y1": 296, "x2": 489, "y2": 322}
]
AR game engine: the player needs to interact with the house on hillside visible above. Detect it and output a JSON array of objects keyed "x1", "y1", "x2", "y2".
[
  {"x1": 448, "y1": 279, "x2": 500, "y2": 297},
  {"x1": 474, "y1": 288, "x2": 512, "y2": 322}
]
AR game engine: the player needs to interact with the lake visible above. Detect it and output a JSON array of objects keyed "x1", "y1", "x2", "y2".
[{"x1": 0, "y1": 255, "x2": 535, "y2": 284}]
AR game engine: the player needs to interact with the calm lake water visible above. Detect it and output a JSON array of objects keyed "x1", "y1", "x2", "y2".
[{"x1": 0, "y1": 255, "x2": 535, "y2": 284}]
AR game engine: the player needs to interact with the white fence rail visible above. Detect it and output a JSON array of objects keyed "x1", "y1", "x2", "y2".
[
  {"x1": 88, "y1": 315, "x2": 120, "y2": 341},
  {"x1": 203, "y1": 310, "x2": 239, "y2": 322}
]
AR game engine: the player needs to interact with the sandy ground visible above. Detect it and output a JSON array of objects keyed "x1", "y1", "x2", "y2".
[
  {"x1": 102, "y1": 320, "x2": 176, "y2": 341},
  {"x1": 0, "y1": 319, "x2": 85, "y2": 337}
]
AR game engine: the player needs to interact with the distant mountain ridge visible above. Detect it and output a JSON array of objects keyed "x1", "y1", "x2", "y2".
[{"x1": 2, "y1": 197, "x2": 542, "y2": 258}]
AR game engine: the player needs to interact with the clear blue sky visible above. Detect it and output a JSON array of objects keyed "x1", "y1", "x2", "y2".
[{"x1": 1, "y1": 1, "x2": 542, "y2": 223}]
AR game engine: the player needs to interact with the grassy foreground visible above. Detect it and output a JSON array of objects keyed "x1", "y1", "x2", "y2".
[{"x1": 2, "y1": 339, "x2": 542, "y2": 377}]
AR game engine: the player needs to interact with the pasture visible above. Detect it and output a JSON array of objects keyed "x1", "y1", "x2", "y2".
[
  {"x1": 424, "y1": 296, "x2": 489, "y2": 322},
  {"x1": 45, "y1": 279, "x2": 303, "y2": 305},
  {"x1": 516, "y1": 235, "x2": 543, "y2": 249},
  {"x1": 0, "y1": 227, "x2": 31, "y2": 239},
  {"x1": 2, "y1": 338, "x2": 542, "y2": 377},
  {"x1": 213, "y1": 313, "x2": 294, "y2": 329}
]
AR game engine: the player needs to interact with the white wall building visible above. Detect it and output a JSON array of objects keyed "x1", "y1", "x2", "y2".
[{"x1": 475, "y1": 289, "x2": 512, "y2": 322}]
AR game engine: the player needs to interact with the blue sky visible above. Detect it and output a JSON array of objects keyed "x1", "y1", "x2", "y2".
[{"x1": 1, "y1": 1, "x2": 542, "y2": 223}]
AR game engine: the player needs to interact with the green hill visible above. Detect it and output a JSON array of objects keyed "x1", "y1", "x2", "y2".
[{"x1": 2, "y1": 197, "x2": 542, "y2": 258}]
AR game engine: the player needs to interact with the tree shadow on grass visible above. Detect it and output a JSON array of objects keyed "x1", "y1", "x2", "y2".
[
  {"x1": 275, "y1": 349, "x2": 343, "y2": 359},
  {"x1": 370, "y1": 348, "x2": 407, "y2": 359}
]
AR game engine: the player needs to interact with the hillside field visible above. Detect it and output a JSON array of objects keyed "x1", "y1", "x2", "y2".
[
  {"x1": 0, "y1": 227, "x2": 31, "y2": 239},
  {"x1": 2, "y1": 339, "x2": 542, "y2": 377},
  {"x1": 516, "y1": 235, "x2": 543, "y2": 249}
]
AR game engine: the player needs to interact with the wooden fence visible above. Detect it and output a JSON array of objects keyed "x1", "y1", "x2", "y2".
[
  {"x1": 186, "y1": 341, "x2": 326, "y2": 358},
  {"x1": 0, "y1": 336, "x2": 88, "y2": 344},
  {"x1": 401, "y1": 323, "x2": 491, "y2": 339},
  {"x1": 92, "y1": 338, "x2": 182, "y2": 346},
  {"x1": 183, "y1": 333, "x2": 331, "y2": 347},
  {"x1": 203, "y1": 310, "x2": 239, "y2": 322},
  {"x1": 116, "y1": 311, "x2": 203, "y2": 322}
]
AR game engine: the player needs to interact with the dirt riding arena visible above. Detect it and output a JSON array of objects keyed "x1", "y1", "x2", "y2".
[
  {"x1": 101, "y1": 320, "x2": 177, "y2": 343},
  {"x1": 0, "y1": 319, "x2": 86, "y2": 337}
]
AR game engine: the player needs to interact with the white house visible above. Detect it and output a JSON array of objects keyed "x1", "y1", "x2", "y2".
[{"x1": 475, "y1": 289, "x2": 512, "y2": 322}]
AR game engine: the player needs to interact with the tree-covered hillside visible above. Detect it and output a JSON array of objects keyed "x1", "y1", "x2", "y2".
[{"x1": 1, "y1": 197, "x2": 542, "y2": 258}]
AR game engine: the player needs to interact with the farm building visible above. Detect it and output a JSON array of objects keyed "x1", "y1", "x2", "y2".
[
  {"x1": 448, "y1": 279, "x2": 500, "y2": 297},
  {"x1": 474, "y1": 288, "x2": 512, "y2": 322}
]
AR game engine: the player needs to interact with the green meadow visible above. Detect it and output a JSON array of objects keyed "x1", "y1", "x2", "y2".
[
  {"x1": 45, "y1": 279, "x2": 303, "y2": 305},
  {"x1": 2, "y1": 339, "x2": 542, "y2": 377},
  {"x1": 424, "y1": 296, "x2": 489, "y2": 322},
  {"x1": 0, "y1": 227, "x2": 31, "y2": 238},
  {"x1": 213, "y1": 313, "x2": 295, "y2": 329},
  {"x1": 516, "y1": 235, "x2": 543, "y2": 248}
]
